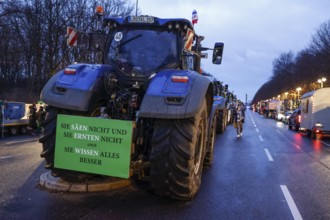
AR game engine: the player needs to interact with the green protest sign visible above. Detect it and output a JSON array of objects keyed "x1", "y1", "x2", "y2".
[{"x1": 54, "y1": 115, "x2": 133, "y2": 178}]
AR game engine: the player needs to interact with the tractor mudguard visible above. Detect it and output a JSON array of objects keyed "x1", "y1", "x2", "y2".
[
  {"x1": 139, "y1": 69, "x2": 213, "y2": 119},
  {"x1": 40, "y1": 64, "x2": 112, "y2": 111},
  {"x1": 214, "y1": 95, "x2": 227, "y2": 110}
]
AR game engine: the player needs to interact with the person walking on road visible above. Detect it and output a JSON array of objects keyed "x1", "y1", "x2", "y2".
[
  {"x1": 28, "y1": 104, "x2": 37, "y2": 130},
  {"x1": 234, "y1": 103, "x2": 245, "y2": 137},
  {"x1": 36, "y1": 106, "x2": 46, "y2": 133}
]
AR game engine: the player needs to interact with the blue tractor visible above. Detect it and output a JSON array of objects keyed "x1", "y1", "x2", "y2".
[
  {"x1": 39, "y1": 15, "x2": 224, "y2": 200},
  {"x1": 201, "y1": 73, "x2": 229, "y2": 134}
]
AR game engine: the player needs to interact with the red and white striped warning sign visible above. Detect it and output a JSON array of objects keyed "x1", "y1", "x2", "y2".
[
  {"x1": 184, "y1": 28, "x2": 194, "y2": 51},
  {"x1": 67, "y1": 27, "x2": 77, "y2": 47}
]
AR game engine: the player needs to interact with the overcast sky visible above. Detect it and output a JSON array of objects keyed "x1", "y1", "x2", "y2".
[{"x1": 137, "y1": 0, "x2": 330, "y2": 102}]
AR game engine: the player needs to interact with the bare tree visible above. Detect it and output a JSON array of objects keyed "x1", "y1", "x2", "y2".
[
  {"x1": 253, "y1": 19, "x2": 330, "y2": 104},
  {"x1": 310, "y1": 20, "x2": 330, "y2": 78},
  {"x1": 0, "y1": 0, "x2": 135, "y2": 102},
  {"x1": 272, "y1": 51, "x2": 295, "y2": 90}
]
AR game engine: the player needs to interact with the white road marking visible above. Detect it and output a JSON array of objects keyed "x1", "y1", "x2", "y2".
[
  {"x1": 256, "y1": 128, "x2": 259, "y2": 133},
  {"x1": 4, "y1": 137, "x2": 39, "y2": 145},
  {"x1": 259, "y1": 135, "x2": 264, "y2": 142},
  {"x1": 280, "y1": 185, "x2": 303, "y2": 220},
  {"x1": 264, "y1": 148, "x2": 273, "y2": 161},
  {"x1": 276, "y1": 130, "x2": 282, "y2": 134},
  {"x1": 295, "y1": 145, "x2": 301, "y2": 150},
  {"x1": 254, "y1": 124, "x2": 257, "y2": 127},
  {"x1": 0, "y1": 156, "x2": 12, "y2": 160},
  {"x1": 320, "y1": 141, "x2": 330, "y2": 147}
]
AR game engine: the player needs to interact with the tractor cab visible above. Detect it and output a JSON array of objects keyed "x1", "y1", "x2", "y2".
[
  {"x1": 105, "y1": 22, "x2": 179, "y2": 78},
  {"x1": 100, "y1": 15, "x2": 223, "y2": 82}
]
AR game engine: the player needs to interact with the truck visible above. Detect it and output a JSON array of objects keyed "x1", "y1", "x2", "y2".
[
  {"x1": 256, "y1": 100, "x2": 266, "y2": 115},
  {"x1": 274, "y1": 101, "x2": 285, "y2": 121},
  {"x1": 39, "y1": 13, "x2": 224, "y2": 200},
  {"x1": 299, "y1": 87, "x2": 330, "y2": 139},
  {"x1": 257, "y1": 99, "x2": 281, "y2": 118},
  {"x1": 268, "y1": 99, "x2": 281, "y2": 119},
  {"x1": 0, "y1": 101, "x2": 29, "y2": 137}
]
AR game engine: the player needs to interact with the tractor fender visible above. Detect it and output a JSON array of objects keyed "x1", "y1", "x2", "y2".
[
  {"x1": 214, "y1": 95, "x2": 227, "y2": 110},
  {"x1": 40, "y1": 63, "x2": 112, "y2": 111},
  {"x1": 139, "y1": 69, "x2": 213, "y2": 119}
]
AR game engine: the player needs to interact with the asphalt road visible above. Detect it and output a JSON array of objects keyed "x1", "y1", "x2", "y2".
[{"x1": 1, "y1": 110, "x2": 330, "y2": 219}]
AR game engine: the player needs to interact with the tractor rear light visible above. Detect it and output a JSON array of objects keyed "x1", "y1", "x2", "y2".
[
  {"x1": 64, "y1": 68, "x2": 76, "y2": 74},
  {"x1": 298, "y1": 115, "x2": 301, "y2": 123},
  {"x1": 171, "y1": 76, "x2": 189, "y2": 83}
]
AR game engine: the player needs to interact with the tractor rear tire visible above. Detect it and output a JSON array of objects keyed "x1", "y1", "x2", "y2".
[
  {"x1": 216, "y1": 110, "x2": 226, "y2": 134},
  {"x1": 20, "y1": 126, "x2": 27, "y2": 134},
  {"x1": 10, "y1": 126, "x2": 18, "y2": 136},
  {"x1": 39, "y1": 106, "x2": 102, "y2": 180},
  {"x1": 39, "y1": 106, "x2": 58, "y2": 169},
  {"x1": 150, "y1": 100, "x2": 207, "y2": 200},
  {"x1": 204, "y1": 113, "x2": 217, "y2": 166}
]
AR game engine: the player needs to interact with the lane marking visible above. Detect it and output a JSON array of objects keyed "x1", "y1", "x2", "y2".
[
  {"x1": 0, "y1": 156, "x2": 12, "y2": 160},
  {"x1": 276, "y1": 130, "x2": 282, "y2": 135},
  {"x1": 264, "y1": 148, "x2": 274, "y2": 161},
  {"x1": 320, "y1": 141, "x2": 330, "y2": 147},
  {"x1": 4, "y1": 137, "x2": 39, "y2": 145},
  {"x1": 256, "y1": 128, "x2": 259, "y2": 133},
  {"x1": 254, "y1": 124, "x2": 257, "y2": 127},
  {"x1": 259, "y1": 135, "x2": 264, "y2": 142},
  {"x1": 280, "y1": 185, "x2": 303, "y2": 220}
]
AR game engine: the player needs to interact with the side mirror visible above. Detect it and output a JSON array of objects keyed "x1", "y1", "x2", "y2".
[{"x1": 212, "y1": 42, "x2": 224, "y2": 64}]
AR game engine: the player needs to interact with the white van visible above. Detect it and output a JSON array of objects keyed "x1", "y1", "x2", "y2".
[
  {"x1": 299, "y1": 87, "x2": 330, "y2": 139},
  {"x1": 275, "y1": 102, "x2": 285, "y2": 121}
]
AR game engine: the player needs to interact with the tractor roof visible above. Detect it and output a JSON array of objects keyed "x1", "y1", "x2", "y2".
[{"x1": 104, "y1": 15, "x2": 194, "y2": 31}]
